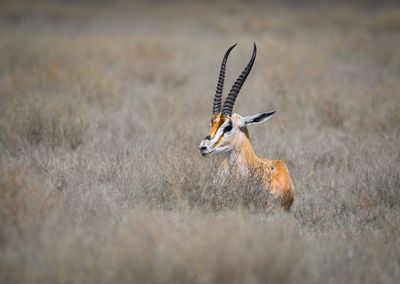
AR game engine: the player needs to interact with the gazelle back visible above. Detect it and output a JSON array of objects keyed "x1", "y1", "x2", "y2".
[{"x1": 199, "y1": 43, "x2": 294, "y2": 210}]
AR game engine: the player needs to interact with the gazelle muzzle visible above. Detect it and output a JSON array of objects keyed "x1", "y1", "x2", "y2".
[{"x1": 199, "y1": 138, "x2": 213, "y2": 156}]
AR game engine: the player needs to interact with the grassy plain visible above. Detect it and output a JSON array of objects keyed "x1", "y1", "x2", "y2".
[{"x1": 1, "y1": 1, "x2": 400, "y2": 283}]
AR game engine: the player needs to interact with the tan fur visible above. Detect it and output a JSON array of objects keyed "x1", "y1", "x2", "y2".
[
  {"x1": 209, "y1": 114, "x2": 294, "y2": 210},
  {"x1": 209, "y1": 114, "x2": 226, "y2": 138}
]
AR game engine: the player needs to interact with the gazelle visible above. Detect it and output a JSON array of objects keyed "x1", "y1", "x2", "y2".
[{"x1": 199, "y1": 43, "x2": 294, "y2": 210}]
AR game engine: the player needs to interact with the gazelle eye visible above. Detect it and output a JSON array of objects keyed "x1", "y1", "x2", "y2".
[{"x1": 223, "y1": 125, "x2": 233, "y2": 133}]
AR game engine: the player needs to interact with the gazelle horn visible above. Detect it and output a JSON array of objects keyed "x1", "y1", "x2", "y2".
[
  {"x1": 222, "y1": 43, "x2": 257, "y2": 116},
  {"x1": 212, "y1": 44, "x2": 237, "y2": 114}
]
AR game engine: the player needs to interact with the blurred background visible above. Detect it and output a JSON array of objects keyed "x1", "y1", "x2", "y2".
[{"x1": 0, "y1": 1, "x2": 399, "y2": 283}]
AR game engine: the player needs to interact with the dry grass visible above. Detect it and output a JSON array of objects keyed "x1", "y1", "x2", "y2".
[{"x1": 0, "y1": 1, "x2": 400, "y2": 283}]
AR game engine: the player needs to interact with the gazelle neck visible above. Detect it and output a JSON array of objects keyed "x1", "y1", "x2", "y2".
[{"x1": 227, "y1": 128, "x2": 259, "y2": 174}]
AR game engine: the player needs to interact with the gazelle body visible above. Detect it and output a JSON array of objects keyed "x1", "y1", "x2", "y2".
[{"x1": 199, "y1": 44, "x2": 294, "y2": 210}]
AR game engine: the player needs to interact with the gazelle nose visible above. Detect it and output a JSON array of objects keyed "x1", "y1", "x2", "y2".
[{"x1": 200, "y1": 146, "x2": 207, "y2": 151}]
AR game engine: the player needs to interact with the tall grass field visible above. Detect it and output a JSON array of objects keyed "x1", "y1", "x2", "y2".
[{"x1": 1, "y1": 1, "x2": 400, "y2": 283}]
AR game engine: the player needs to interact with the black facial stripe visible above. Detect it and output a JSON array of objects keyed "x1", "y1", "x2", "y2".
[{"x1": 204, "y1": 135, "x2": 211, "y2": 140}]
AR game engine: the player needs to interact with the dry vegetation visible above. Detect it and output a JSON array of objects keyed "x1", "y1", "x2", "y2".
[{"x1": 1, "y1": 1, "x2": 400, "y2": 283}]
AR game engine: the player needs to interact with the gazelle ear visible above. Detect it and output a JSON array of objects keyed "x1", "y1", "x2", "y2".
[{"x1": 241, "y1": 111, "x2": 276, "y2": 127}]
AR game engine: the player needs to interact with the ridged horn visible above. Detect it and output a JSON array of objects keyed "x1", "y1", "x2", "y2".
[
  {"x1": 222, "y1": 43, "x2": 257, "y2": 116},
  {"x1": 212, "y1": 44, "x2": 237, "y2": 114}
]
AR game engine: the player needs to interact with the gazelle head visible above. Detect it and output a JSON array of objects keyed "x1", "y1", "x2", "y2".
[{"x1": 199, "y1": 43, "x2": 276, "y2": 156}]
